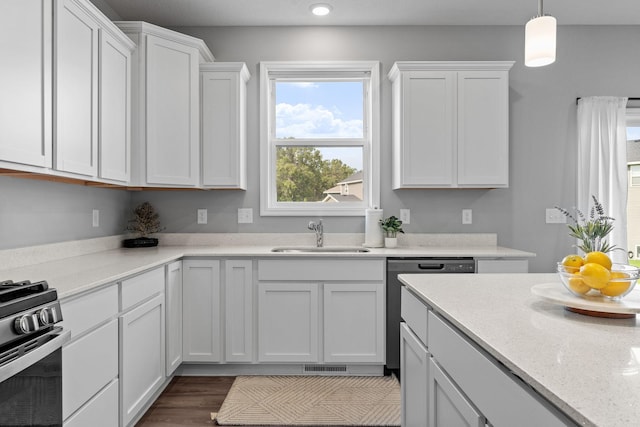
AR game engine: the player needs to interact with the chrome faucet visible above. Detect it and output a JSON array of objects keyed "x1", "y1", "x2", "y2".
[{"x1": 308, "y1": 219, "x2": 324, "y2": 247}]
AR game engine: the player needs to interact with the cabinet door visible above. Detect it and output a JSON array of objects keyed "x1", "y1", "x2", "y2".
[
  {"x1": 258, "y1": 282, "x2": 319, "y2": 362},
  {"x1": 393, "y1": 71, "x2": 454, "y2": 188},
  {"x1": 99, "y1": 28, "x2": 131, "y2": 182},
  {"x1": 63, "y1": 319, "x2": 118, "y2": 420},
  {"x1": 0, "y1": 0, "x2": 52, "y2": 167},
  {"x1": 401, "y1": 323, "x2": 430, "y2": 427},
  {"x1": 55, "y1": 0, "x2": 99, "y2": 176},
  {"x1": 166, "y1": 260, "x2": 183, "y2": 375},
  {"x1": 457, "y1": 70, "x2": 509, "y2": 187},
  {"x1": 200, "y1": 66, "x2": 248, "y2": 189},
  {"x1": 182, "y1": 259, "x2": 221, "y2": 362},
  {"x1": 63, "y1": 379, "x2": 118, "y2": 427},
  {"x1": 429, "y1": 358, "x2": 484, "y2": 427},
  {"x1": 145, "y1": 34, "x2": 199, "y2": 186},
  {"x1": 225, "y1": 260, "x2": 253, "y2": 362},
  {"x1": 120, "y1": 293, "x2": 165, "y2": 427},
  {"x1": 324, "y1": 282, "x2": 384, "y2": 363}
]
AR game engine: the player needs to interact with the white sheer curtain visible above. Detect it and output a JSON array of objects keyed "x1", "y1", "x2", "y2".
[{"x1": 577, "y1": 96, "x2": 628, "y2": 263}]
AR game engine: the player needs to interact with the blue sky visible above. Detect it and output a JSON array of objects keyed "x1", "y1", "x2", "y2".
[
  {"x1": 628, "y1": 126, "x2": 640, "y2": 141},
  {"x1": 275, "y1": 81, "x2": 364, "y2": 170}
]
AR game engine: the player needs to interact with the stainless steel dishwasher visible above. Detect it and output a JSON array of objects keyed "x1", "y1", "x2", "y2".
[{"x1": 386, "y1": 257, "x2": 476, "y2": 376}]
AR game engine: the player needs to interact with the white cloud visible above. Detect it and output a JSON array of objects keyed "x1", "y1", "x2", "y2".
[
  {"x1": 288, "y1": 82, "x2": 319, "y2": 89},
  {"x1": 275, "y1": 103, "x2": 363, "y2": 139}
]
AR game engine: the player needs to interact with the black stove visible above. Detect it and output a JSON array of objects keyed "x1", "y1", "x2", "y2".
[
  {"x1": 0, "y1": 280, "x2": 63, "y2": 365},
  {"x1": 0, "y1": 279, "x2": 66, "y2": 426}
]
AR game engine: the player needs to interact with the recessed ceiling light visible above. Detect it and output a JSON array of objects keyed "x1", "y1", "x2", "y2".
[{"x1": 310, "y1": 3, "x2": 332, "y2": 16}]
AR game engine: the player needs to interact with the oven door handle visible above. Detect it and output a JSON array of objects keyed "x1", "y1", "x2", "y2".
[{"x1": 0, "y1": 328, "x2": 70, "y2": 384}]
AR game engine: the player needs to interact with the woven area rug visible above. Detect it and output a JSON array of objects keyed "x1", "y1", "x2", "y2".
[{"x1": 214, "y1": 375, "x2": 401, "y2": 426}]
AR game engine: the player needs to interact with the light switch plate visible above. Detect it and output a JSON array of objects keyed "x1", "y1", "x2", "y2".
[
  {"x1": 545, "y1": 208, "x2": 567, "y2": 224},
  {"x1": 400, "y1": 209, "x2": 410, "y2": 225},
  {"x1": 197, "y1": 209, "x2": 208, "y2": 224},
  {"x1": 238, "y1": 208, "x2": 253, "y2": 224},
  {"x1": 92, "y1": 209, "x2": 99, "y2": 227},
  {"x1": 462, "y1": 209, "x2": 472, "y2": 225}
]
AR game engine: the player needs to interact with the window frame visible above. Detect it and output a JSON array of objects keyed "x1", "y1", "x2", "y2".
[
  {"x1": 259, "y1": 61, "x2": 380, "y2": 217},
  {"x1": 626, "y1": 108, "x2": 640, "y2": 187}
]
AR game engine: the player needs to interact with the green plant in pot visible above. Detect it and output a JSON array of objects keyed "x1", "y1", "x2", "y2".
[
  {"x1": 380, "y1": 215, "x2": 404, "y2": 248},
  {"x1": 123, "y1": 202, "x2": 164, "y2": 248}
]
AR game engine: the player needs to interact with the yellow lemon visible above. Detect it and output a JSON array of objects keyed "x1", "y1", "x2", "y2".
[
  {"x1": 579, "y1": 263, "x2": 612, "y2": 289},
  {"x1": 583, "y1": 251, "x2": 612, "y2": 270},
  {"x1": 561, "y1": 254, "x2": 584, "y2": 273},
  {"x1": 567, "y1": 273, "x2": 590, "y2": 294},
  {"x1": 600, "y1": 272, "x2": 632, "y2": 297}
]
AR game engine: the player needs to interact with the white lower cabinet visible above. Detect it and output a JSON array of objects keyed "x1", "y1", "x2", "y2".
[
  {"x1": 324, "y1": 283, "x2": 384, "y2": 363},
  {"x1": 63, "y1": 379, "x2": 119, "y2": 427},
  {"x1": 225, "y1": 260, "x2": 253, "y2": 362},
  {"x1": 182, "y1": 259, "x2": 221, "y2": 362},
  {"x1": 401, "y1": 286, "x2": 575, "y2": 427},
  {"x1": 429, "y1": 358, "x2": 484, "y2": 427},
  {"x1": 63, "y1": 319, "x2": 118, "y2": 421},
  {"x1": 400, "y1": 323, "x2": 429, "y2": 427},
  {"x1": 257, "y1": 258, "x2": 385, "y2": 365},
  {"x1": 120, "y1": 293, "x2": 165, "y2": 426},
  {"x1": 61, "y1": 284, "x2": 119, "y2": 425},
  {"x1": 165, "y1": 260, "x2": 183, "y2": 376},
  {"x1": 258, "y1": 282, "x2": 319, "y2": 362}
]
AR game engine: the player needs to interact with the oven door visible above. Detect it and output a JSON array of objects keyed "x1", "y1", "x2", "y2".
[{"x1": 0, "y1": 327, "x2": 70, "y2": 427}]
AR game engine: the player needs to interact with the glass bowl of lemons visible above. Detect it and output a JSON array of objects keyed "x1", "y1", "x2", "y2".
[{"x1": 557, "y1": 252, "x2": 640, "y2": 300}]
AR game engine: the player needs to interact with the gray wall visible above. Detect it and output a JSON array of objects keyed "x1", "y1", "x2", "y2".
[
  {"x1": 129, "y1": 25, "x2": 639, "y2": 272},
  {"x1": 0, "y1": 177, "x2": 131, "y2": 250},
  {"x1": 3, "y1": 23, "x2": 638, "y2": 273}
]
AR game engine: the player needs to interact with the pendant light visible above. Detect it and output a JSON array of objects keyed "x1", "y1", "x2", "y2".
[{"x1": 524, "y1": 0, "x2": 557, "y2": 67}]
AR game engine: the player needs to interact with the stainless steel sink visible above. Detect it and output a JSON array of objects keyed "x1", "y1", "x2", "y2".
[{"x1": 271, "y1": 246, "x2": 370, "y2": 253}]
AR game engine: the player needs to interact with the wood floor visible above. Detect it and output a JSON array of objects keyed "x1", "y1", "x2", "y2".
[{"x1": 136, "y1": 376, "x2": 235, "y2": 426}]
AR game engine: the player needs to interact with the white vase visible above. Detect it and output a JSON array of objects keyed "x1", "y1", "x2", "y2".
[{"x1": 385, "y1": 237, "x2": 398, "y2": 248}]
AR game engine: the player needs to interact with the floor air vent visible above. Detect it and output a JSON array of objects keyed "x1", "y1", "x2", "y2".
[{"x1": 303, "y1": 365, "x2": 348, "y2": 374}]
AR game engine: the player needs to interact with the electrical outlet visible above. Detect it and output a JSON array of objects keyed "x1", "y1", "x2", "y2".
[
  {"x1": 462, "y1": 209, "x2": 472, "y2": 225},
  {"x1": 545, "y1": 208, "x2": 567, "y2": 224},
  {"x1": 92, "y1": 209, "x2": 99, "y2": 227},
  {"x1": 197, "y1": 209, "x2": 207, "y2": 224},
  {"x1": 400, "y1": 209, "x2": 410, "y2": 225},
  {"x1": 238, "y1": 208, "x2": 253, "y2": 224}
]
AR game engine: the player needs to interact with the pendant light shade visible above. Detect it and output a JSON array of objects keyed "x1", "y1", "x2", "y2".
[{"x1": 524, "y1": 0, "x2": 557, "y2": 67}]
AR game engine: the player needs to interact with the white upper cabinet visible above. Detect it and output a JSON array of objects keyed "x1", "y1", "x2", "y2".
[
  {"x1": 389, "y1": 61, "x2": 514, "y2": 189},
  {"x1": 200, "y1": 63, "x2": 250, "y2": 189},
  {"x1": 54, "y1": 0, "x2": 99, "y2": 176},
  {"x1": 0, "y1": 0, "x2": 52, "y2": 168},
  {"x1": 115, "y1": 22, "x2": 214, "y2": 187},
  {"x1": 99, "y1": 27, "x2": 133, "y2": 183}
]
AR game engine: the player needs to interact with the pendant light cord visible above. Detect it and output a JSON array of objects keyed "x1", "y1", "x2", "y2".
[{"x1": 538, "y1": 0, "x2": 544, "y2": 17}]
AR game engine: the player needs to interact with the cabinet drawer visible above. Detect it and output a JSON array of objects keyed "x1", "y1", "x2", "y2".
[
  {"x1": 428, "y1": 312, "x2": 571, "y2": 427},
  {"x1": 401, "y1": 286, "x2": 428, "y2": 346},
  {"x1": 63, "y1": 319, "x2": 118, "y2": 420},
  {"x1": 258, "y1": 259, "x2": 384, "y2": 281},
  {"x1": 121, "y1": 267, "x2": 164, "y2": 310},
  {"x1": 60, "y1": 284, "x2": 118, "y2": 340},
  {"x1": 64, "y1": 379, "x2": 118, "y2": 427}
]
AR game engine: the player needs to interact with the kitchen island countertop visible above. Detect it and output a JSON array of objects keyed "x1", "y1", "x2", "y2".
[{"x1": 399, "y1": 272, "x2": 640, "y2": 427}]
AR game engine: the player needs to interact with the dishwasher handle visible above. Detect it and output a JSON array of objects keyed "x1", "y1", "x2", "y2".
[{"x1": 418, "y1": 263, "x2": 446, "y2": 270}]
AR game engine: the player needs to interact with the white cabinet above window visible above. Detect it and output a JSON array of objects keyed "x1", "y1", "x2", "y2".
[{"x1": 389, "y1": 61, "x2": 514, "y2": 189}]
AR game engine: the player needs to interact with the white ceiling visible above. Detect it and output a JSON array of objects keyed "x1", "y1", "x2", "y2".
[{"x1": 100, "y1": 0, "x2": 640, "y2": 27}]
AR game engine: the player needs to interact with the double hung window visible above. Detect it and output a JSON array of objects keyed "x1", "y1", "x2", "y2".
[{"x1": 260, "y1": 61, "x2": 380, "y2": 216}]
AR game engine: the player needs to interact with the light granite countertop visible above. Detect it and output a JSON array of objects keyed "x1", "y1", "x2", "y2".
[
  {"x1": 0, "y1": 233, "x2": 534, "y2": 299},
  {"x1": 399, "y1": 273, "x2": 640, "y2": 427}
]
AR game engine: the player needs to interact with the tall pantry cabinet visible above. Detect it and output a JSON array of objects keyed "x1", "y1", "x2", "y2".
[{"x1": 114, "y1": 22, "x2": 215, "y2": 187}]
